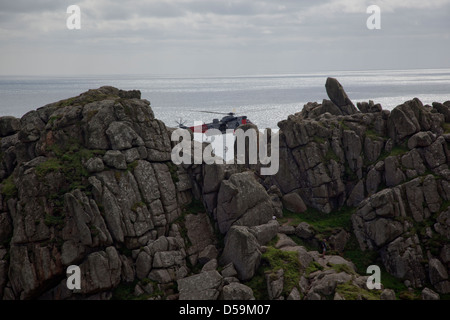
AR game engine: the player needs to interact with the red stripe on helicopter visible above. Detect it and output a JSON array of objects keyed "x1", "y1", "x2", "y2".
[{"x1": 189, "y1": 124, "x2": 209, "y2": 133}]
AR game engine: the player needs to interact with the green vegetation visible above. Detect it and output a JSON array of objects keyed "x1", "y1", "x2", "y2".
[
  {"x1": 266, "y1": 234, "x2": 279, "y2": 247},
  {"x1": 389, "y1": 145, "x2": 409, "y2": 157},
  {"x1": 35, "y1": 158, "x2": 64, "y2": 177},
  {"x1": 182, "y1": 198, "x2": 205, "y2": 215},
  {"x1": 288, "y1": 234, "x2": 317, "y2": 251},
  {"x1": 127, "y1": 160, "x2": 138, "y2": 172},
  {"x1": 344, "y1": 164, "x2": 358, "y2": 181},
  {"x1": 121, "y1": 101, "x2": 133, "y2": 116},
  {"x1": 325, "y1": 149, "x2": 340, "y2": 162},
  {"x1": 1, "y1": 234, "x2": 12, "y2": 263},
  {"x1": 443, "y1": 122, "x2": 450, "y2": 134},
  {"x1": 48, "y1": 114, "x2": 63, "y2": 126},
  {"x1": 273, "y1": 205, "x2": 427, "y2": 300},
  {"x1": 39, "y1": 142, "x2": 104, "y2": 190},
  {"x1": 305, "y1": 261, "x2": 323, "y2": 277},
  {"x1": 56, "y1": 91, "x2": 123, "y2": 109},
  {"x1": 365, "y1": 129, "x2": 381, "y2": 140},
  {"x1": 31, "y1": 140, "x2": 106, "y2": 232},
  {"x1": 339, "y1": 120, "x2": 351, "y2": 131},
  {"x1": 44, "y1": 213, "x2": 65, "y2": 227},
  {"x1": 330, "y1": 263, "x2": 357, "y2": 275},
  {"x1": 380, "y1": 269, "x2": 407, "y2": 295},
  {"x1": 279, "y1": 208, "x2": 309, "y2": 227},
  {"x1": 244, "y1": 269, "x2": 269, "y2": 300},
  {"x1": 262, "y1": 247, "x2": 302, "y2": 295},
  {"x1": 112, "y1": 279, "x2": 163, "y2": 300},
  {"x1": 426, "y1": 232, "x2": 447, "y2": 257},
  {"x1": 112, "y1": 281, "x2": 137, "y2": 300},
  {"x1": 441, "y1": 200, "x2": 450, "y2": 212},
  {"x1": 313, "y1": 136, "x2": 326, "y2": 144},
  {"x1": 245, "y1": 247, "x2": 303, "y2": 298},
  {"x1": 342, "y1": 235, "x2": 379, "y2": 275},
  {"x1": 398, "y1": 290, "x2": 420, "y2": 300},
  {"x1": 1, "y1": 175, "x2": 18, "y2": 199},
  {"x1": 279, "y1": 206, "x2": 355, "y2": 235},
  {"x1": 336, "y1": 281, "x2": 381, "y2": 300},
  {"x1": 58, "y1": 97, "x2": 77, "y2": 107},
  {"x1": 247, "y1": 201, "x2": 439, "y2": 300},
  {"x1": 342, "y1": 235, "x2": 415, "y2": 300},
  {"x1": 378, "y1": 145, "x2": 409, "y2": 162}
]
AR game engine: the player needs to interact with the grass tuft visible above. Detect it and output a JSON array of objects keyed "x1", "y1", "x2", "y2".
[{"x1": 1, "y1": 175, "x2": 18, "y2": 199}]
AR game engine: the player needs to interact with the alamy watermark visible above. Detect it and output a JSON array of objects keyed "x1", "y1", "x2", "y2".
[
  {"x1": 171, "y1": 123, "x2": 280, "y2": 175},
  {"x1": 66, "y1": 5, "x2": 380, "y2": 31},
  {"x1": 366, "y1": 265, "x2": 382, "y2": 290},
  {"x1": 366, "y1": 5, "x2": 381, "y2": 30},
  {"x1": 66, "y1": 265, "x2": 81, "y2": 291},
  {"x1": 66, "y1": 5, "x2": 81, "y2": 30}
]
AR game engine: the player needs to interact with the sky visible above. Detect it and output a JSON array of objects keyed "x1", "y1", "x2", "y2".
[{"x1": 0, "y1": 0, "x2": 449, "y2": 76}]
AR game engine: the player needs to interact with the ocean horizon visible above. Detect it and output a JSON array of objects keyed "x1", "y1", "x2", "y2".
[{"x1": 1, "y1": 68, "x2": 449, "y2": 130}]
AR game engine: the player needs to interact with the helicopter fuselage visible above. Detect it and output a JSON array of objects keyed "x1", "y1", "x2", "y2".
[{"x1": 188, "y1": 115, "x2": 251, "y2": 134}]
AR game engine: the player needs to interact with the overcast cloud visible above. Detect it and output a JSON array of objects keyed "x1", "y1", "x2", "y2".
[{"x1": 0, "y1": 0, "x2": 449, "y2": 75}]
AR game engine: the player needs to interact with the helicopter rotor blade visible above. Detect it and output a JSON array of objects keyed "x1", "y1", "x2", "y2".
[
  {"x1": 194, "y1": 110, "x2": 232, "y2": 115},
  {"x1": 192, "y1": 107, "x2": 273, "y2": 115},
  {"x1": 199, "y1": 111, "x2": 230, "y2": 115}
]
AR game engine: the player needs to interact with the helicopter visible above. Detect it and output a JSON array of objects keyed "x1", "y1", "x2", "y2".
[{"x1": 175, "y1": 110, "x2": 253, "y2": 135}]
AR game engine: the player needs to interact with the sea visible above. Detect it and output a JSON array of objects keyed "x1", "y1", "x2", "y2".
[{"x1": 1, "y1": 68, "x2": 449, "y2": 131}]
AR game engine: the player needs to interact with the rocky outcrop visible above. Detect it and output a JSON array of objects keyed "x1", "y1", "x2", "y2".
[
  {"x1": 0, "y1": 81, "x2": 449, "y2": 300},
  {"x1": 0, "y1": 87, "x2": 193, "y2": 299},
  {"x1": 271, "y1": 83, "x2": 448, "y2": 297},
  {"x1": 352, "y1": 174, "x2": 448, "y2": 289}
]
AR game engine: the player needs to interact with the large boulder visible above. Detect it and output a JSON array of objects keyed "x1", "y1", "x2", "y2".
[
  {"x1": 387, "y1": 98, "x2": 443, "y2": 143},
  {"x1": 295, "y1": 222, "x2": 315, "y2": 240},
  {"x1": 309, "y1": 271, "x2": 353, "y2": 296},
  {"x1": 421, "y1": 287, "x2": 440, "y2": 300},
  {"x1": 222, "y1": 282, "x2": 255, "y2": 300},
  {"x1": 216, "y1": 171, "x2": 275, "y2": 234},
  {"x1": 282, "y1": 192, "x2": 307, "y2": 213},
  {"x1": 325, "y1": 77, "x2": 358, "y2": 115},
  {"x1": 432, "y1": 102, "x2": 450, "y2": 122},
  {"x1": 177, "y1": 270, "x2": 223, "y2": 300},
  {"x1": 185, "y1": 212, "x2": 216, "y2": 264},
  {"x1": 407, "y1": 131, "x2": 434, "y2": 149},
  {"x1": 380, "y1": 289, "x2": 396, "y2": 300},
  {"x1": 429, "y1": 258, "x2": 450, "y2": 294},
  {"x1": 220, "y1": 226, "x2": 262, "y2": 281},
  {"x1": 0, "y1": 116, "x2": 20, "y2": 137},
  {"x1": 249, "y1": 220, "x2": 279, "y2": 245}
]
